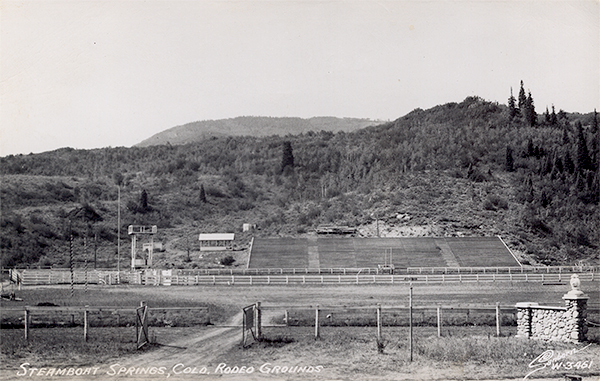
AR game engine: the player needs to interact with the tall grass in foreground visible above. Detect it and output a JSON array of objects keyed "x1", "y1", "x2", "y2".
[
  {"x1": 410, "y1": 335, "x2": 548, "y2": 363},
  {"x1": 0, "y1": 328, "x2": 139, "y2": 367},
  {"x1": 240, "y1": 326, "x2": 600, "y2": 379}
]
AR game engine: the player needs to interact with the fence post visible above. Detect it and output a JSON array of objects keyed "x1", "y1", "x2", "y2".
[
  {"x1": 437, "y1": 306, "x2": 442, "y2": 337},
  {"x1": 83, "y1": 307, "x2": 89, "y2": 342},
  {"x1": 495, "y1": 303, "x2": 501, "y2": 337},
  {"x1": 284, "y1": 310, "x2": 289, "y2": 326},
  {"x1": 255, "y1": 302, "x2": 262, "y2": 340},
  {"x1": 315, "y1": 305, "x2": 320, "y2": 339},
  {"x1": 24, "y1": 308, "x2": 30, "y2": 342},
  {"x1": 242, "y1": 307, "x2": 246, "y2": 346},
  {"x1": 376, "y1": 304, "x2": 382, "y2": 342},
  {"x1": 83, "y1": 305, "x2": 89, "y2": 341}
]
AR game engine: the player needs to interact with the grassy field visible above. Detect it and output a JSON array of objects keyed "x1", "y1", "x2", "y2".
[
  {"x1": 1, "y1": 282, "x2": 599, "y2": 379},
  {"x1": 226, "y1": 326, "x2": 600, "y2": 380}
]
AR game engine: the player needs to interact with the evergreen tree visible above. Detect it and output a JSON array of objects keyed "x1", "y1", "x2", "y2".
[
  {"x1": 508, "y1": 88, "x2": 517, "y2": 119},
  {"x1": 550, "y1": 105, "x2": 558, "y2": 126},
  {"x1": 575, "y1": 121, "x2": 592, "y2": 173},
  {"x1": 527, "y1": 139, "x2": 535, "y2": 157},
  {"x1": 505, "y1": 145, "x2": 515, "y2": 172},
  {"x1": 140, "y1": 189, "x2": 149, "y2": 212},
  {"x1": 281, "y1": 141, "x2": 294, "y2": 174},
  {"x1": 544, "y1": 106, "x2": 551, "y2": 124},
  {"x1": 518, "y1": 80, "x2": 526, "y2": 110},
  {"x1": 562, "y1": 124, "x2": 571, "y2": 145},
  {"x1": 113, "y1": 172, "x2": 124, "y2": 187},
  {"x1": 199, "y1": 184, "x2": 207, "y2": 203},
  {"x1": 558, "y1": 109, "x2": 568, "y2": 121},
  {"x1": 564, "y1": 151, "x2": 575, "y2": 174},
  {"x1": 525, "y1": 91, "x2": 536, "y2": 127},
  {"x1": 554, "y1": 153, "x2": 564, "y2": 173}
]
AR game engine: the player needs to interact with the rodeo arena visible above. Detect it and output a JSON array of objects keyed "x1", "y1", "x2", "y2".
[{"x1": 1, "y1": 224, "x2": 599, "y2": 360}]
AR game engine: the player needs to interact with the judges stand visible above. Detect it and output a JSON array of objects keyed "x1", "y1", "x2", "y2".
[{"x1": 128, "y1": 225, "x2": 157, "y2": 269}]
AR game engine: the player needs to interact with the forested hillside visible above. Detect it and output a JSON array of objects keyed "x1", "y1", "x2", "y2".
[{"x1": 1, "y1": 93, "x2": 598, "y2": 269}]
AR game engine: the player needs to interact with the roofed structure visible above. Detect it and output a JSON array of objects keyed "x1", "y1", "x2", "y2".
[{"x1": 199, "y1": 233, "x2": 235, "y2": 251}]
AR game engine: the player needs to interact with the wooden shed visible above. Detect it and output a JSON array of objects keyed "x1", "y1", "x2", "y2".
[{"x1": 199, "y1": 233, "x2": 235, "y2": 251}]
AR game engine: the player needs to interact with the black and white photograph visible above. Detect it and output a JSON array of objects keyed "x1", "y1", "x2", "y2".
[{"x1": 1, "y1": 1, "x2": 599, "y2": 380}]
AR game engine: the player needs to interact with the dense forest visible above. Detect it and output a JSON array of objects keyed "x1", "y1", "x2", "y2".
[{"x1": 1, "y1": 89, "x2": 599, "y2": 268}]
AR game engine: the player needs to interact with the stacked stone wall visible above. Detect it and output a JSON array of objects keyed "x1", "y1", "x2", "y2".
[{"x1": 515, "y1": 275, "x2": 588, "y2": 343}]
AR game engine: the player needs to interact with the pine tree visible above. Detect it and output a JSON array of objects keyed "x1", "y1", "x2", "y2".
[
  {"x1": 550, "y1": 105, "x2": 558, "y2": 126},
  {"x1": 281, "y1": 141, "x2": 294, "y2": 174},
  {"x1": 562, "y1": 124, "x2": 571, "y2": 145},
  {"x1": 564, "y1": 151, "x2": 575, "y2": 174},
  {"x1": 527, "y1": 139, "x2": 535, "y2": 157},
  {"x1": 505, "y1": 145, "x2": 515, "y2": 172},
  {"x1": 544, "y1": 106, "x2": 551, "y2": 124},
  {"x1": 525, "y1": 91, "x2": 536, "y2": 127},
  {"x1": 140, "y1": 189, "x2": 149, "y2": 212},
  {"x1": 508, "y1": 88, "x2": 517, "y2": 119},
  {"x1": 575, "y1": 121, "x2": 592, "y2": 173},
  {"x1": 200, "y1": 184, "x2": 207, "y2": 203},
  {"x1": 518, "y1": 80, "x2": 527, "y2": 110}
]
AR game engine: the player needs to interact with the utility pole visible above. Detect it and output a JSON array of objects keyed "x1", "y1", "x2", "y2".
[
  {"x1": 409, "y1": 283, "x2": 413, "y2": 362},
  {"x1": 117, "y1": 183, "x2": 121, "y2": 282}
]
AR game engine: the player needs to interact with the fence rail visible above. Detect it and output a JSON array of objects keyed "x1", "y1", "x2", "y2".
[
  {"x1": 5, "y1": 265, "x2": 599, "y2": 275},
  {"x1": 245, "y1": 302, "x2": 600, "y2": 344},
  {"x1": 6, "y1": 268, "x2": 598, "y2": 286},
  {"x1": 1, "y1": 304, "x2": 210, "y2": 346}
]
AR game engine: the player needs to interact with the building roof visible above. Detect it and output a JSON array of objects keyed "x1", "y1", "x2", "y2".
[{"x1": 199, "y1": 233, "x2": 235, "y2": 241}]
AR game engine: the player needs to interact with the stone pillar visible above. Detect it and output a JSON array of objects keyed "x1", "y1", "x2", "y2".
[{"x1": 562, "y1": 274, "x2": 589, "y2": 343}]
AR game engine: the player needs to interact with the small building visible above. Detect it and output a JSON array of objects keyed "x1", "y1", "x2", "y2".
[
  {"x1": 316, "y1": 225, "x2": 357, "y2": 235},
  {"x1": 199, "y1": 233, "x2": 235, "y2": 251}
]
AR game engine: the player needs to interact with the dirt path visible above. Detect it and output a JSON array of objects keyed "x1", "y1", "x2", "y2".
[{"x1": 119, "y1": 312, "x2": 244, "y2": 369}]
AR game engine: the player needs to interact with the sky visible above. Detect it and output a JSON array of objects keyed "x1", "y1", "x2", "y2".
[{"x1": 1, "y1": 0, "x2": 598, "y2": 156}]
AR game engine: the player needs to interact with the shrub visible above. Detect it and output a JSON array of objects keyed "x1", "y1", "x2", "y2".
[
  {"x1": 484, "y1": 195, "x2": 509, "y2": 211},
  {"x1": 220, "y1": 255, "x2": 235, "y2": 266}
]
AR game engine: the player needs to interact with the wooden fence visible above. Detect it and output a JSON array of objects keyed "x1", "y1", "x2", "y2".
[
  {"x1": 6, "y1": 267, "x2": 598, "y2": 286},
  {"x1": 254, "y1": 303, "x2": 599, "y2": 343},
  {"x1": 1, "y1": 304, "x2": 210, "y2": 347}
]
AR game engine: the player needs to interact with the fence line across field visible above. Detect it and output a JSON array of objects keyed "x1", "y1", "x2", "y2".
[
  {"x1": 244, "y1": 302, "x2": 600, "y2": 349},
  {"x1": 6, "y1": 267, "x2": 599, "y2": 286},
  {"x1": 7, "y1": 265, "x2": 599, "y2": 275},
  {"x1": 3, "y1": 305, "x2": 209, "y2": 345},
  {"x1": 4, "y1": 302, "x2": 599, "y2": 353}
]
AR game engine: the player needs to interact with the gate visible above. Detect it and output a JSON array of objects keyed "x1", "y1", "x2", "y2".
[
  {"x1": 242, "y1": 303, "x2": 261, "y2": 346},
  {"x1": 136, "y1": 302, "x2": 149, "y2": 349}
]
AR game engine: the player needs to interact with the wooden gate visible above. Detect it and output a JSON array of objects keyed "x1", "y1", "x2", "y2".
[
  {"x1": 136, "y1": 302, "x2": 149, "y2": 349},
  {"x1": 242, "y1": 303, "x2": 260, "y2": 346}
]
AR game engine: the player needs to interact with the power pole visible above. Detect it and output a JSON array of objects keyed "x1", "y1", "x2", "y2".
[{"x1": 117, "y1": 184, "x2": 121, "y2": 282}]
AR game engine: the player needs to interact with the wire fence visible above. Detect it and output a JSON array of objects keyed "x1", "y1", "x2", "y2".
[{"x1": 251, "y1": 302, "x2": 600, "y2": 347}]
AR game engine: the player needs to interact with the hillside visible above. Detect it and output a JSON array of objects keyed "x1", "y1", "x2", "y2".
[
  {"x1": 136, "y1": 116, "x2": 380, "y2": 147},
  {"x1": 1, "y1": 96, "x2": 598, "y2": 269}
]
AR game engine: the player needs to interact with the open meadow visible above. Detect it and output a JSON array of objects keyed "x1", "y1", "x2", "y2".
[{"x1": 1, "y1": 281, "x2": 599, "y2": 380}]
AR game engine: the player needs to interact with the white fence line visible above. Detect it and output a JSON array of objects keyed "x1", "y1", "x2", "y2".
[{"x1": 10, "y1": 270, "x2": 597, "y2": 286}]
